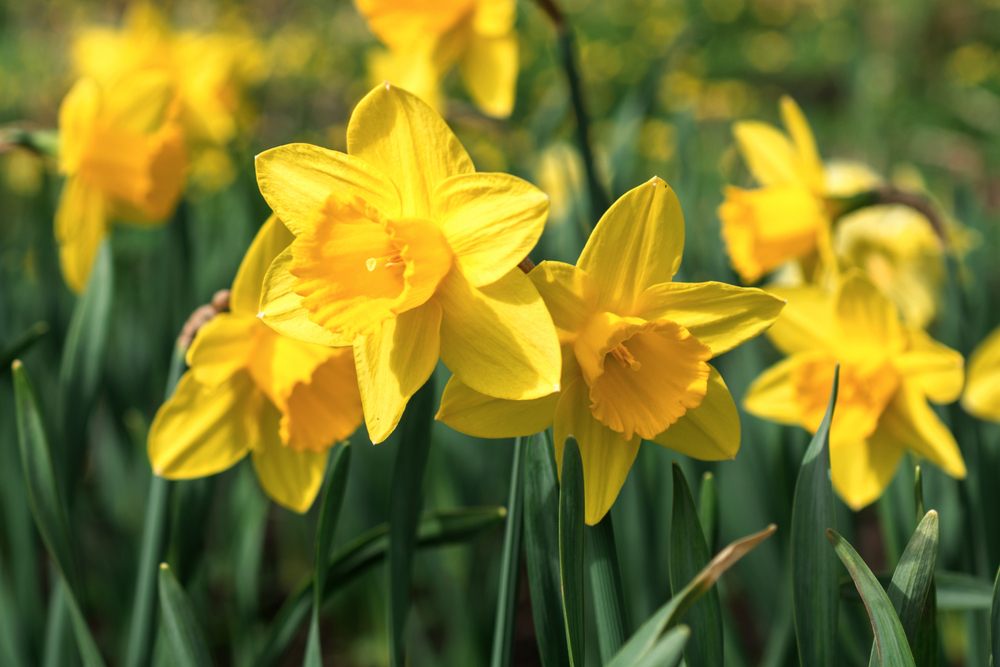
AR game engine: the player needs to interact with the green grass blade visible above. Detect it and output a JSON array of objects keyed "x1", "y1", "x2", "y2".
[
  {"x1": 304, "y1": 442, "x2": 352, "y2": 667},
  {"x1": 158, "y1": 563, "x2": 213, "y2": 667},
  {"x1": 914, "y1": 467, "x2": 924, "y2": 521},
  {"x1": 489, "y1": 436, "x2": 527, "y2": 667},
  {"x1": 252, "y1": 506, "x2": 506, "y2": 667},
  {"x1": 588, "y1": 511, "x2": 629, "y2": 663},
  {"x1": 698, "y1": 472, "x2": 719, "y2": 554},
  {"x1": 827, "y1": 529, "x2": 915, "y2": 667},
  {"x1": 791, "y1": 365, "x2": 839, "y2": 667},
  {"x1": 387, "y1": 377, "x2": 434, "y2": 667},
  {"x1": 524, "y1": 430, "x2": 571, "y2": 667},
  {"x1": 991, "y1": 564, "x2": 1000, "y2": 667},
  {"x1": 608, "y1": 525, "x2": 777, "y2": 667},
  {"x1": 633, "y1": 626, "x2": 691, "y2": 667},
  {"x1": 0, "y1": 322, "x2": 48, "y2": 370},
  {"x1": 913, "y1": 578, "x2": 937, "y2": 667},
  {"x1": 670, "y1": 462, "x2": 723, "y2": 667},
  {"x1": 559, "y1": 436, "x2": 586, "y2": 667},
  {"x1": 842, "y1": 571, "x2": 994, "y2": 610}
]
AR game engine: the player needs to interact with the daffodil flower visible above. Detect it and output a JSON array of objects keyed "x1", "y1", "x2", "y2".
[
  {"x1": 356, "y1": 0, "x2": 518, "y2": 118},
  {"x1": 57, "y1": 72, "x2": 187, "y2": 292},
  {"x1": 438, "y1": 177, "x2": 786, "y2": 525},
  {"x1": 148, "y1": 216, "x2": 364, "y2": 513},
  {"x1": 255, "y1": 83, "x2": 561, "y2": 444},
  {"x1": 962, "y1": 326, "x2": 1000, "y2": 422},
  {"x1": 744, "y1": 270, "x2": 966, "y2": 509}
]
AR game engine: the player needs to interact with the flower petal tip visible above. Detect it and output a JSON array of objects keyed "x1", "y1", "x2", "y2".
[{"x1": 256, "y1": 311, "x2": 265, "y2": 319}]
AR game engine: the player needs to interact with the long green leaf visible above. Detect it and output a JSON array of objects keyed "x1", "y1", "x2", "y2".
[
  {"x1": 827, "y1": 529, "x2": 915, "y2": 667},
  {"x1": 670, "y1": 462, "x2": 723, "y2": 667},
  {"x1": 608, "y1": 524, "x2": 777, "y2": 667},
  {"x1": 490, "y1": 436, "x2": 526, "y2": 667},
  {"x1": 841, "y1": 571, "x2": 994, "y2": 610},
  {"x1": 991, "y1": 564, "x2": 999, "y2": 667},
  {"x1": 698, "y1": 472, "x2": 718, "y2": 554},
  {"x1": 791, "y1": 365, "x2": 839, "y2": 667},
  {"x1": 158, "y1": 563, "x2": 213, "y2": 667},
  {"x1": 588, "y1": 511, "x2": 629, "y2": 663},
  {"x1": 913, "y1": 579, "x2": 937, "y2": 667},
  {"x1": 559, "y1": 436, "x2": 586, "y2": 667},
  {"x1": 0, "y1": 322, "x2": 48, "y2": 370},
  {"x1": 524, "y1": 430, "x2": 571, "y2": 667},
  {"x1": 253, "y1": 506, "x2": 506, "y2": 667},
  {"x1": 304, "y1": 442, "x2": 352, "y2": 667},
  {"x1": 633, "y1": 626, "x2": 690, "y2": 667}
]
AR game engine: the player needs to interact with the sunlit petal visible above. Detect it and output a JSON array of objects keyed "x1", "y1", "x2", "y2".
[{"x1": 652, "y1": 365, "x2": 740, "y2": 460}]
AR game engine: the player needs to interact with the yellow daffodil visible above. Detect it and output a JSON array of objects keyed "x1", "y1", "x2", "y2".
[
  {"x1": 254, "y1": 83, "x2": 560, "y2": 444},
  {"x1": 57, "y1": 73, "x2": 186, "y2": 292},
  {"x1": 438, "y1": 177, "x2": 786, "y2": 525},
  {"x1": 719, "y1": 96, "x2": 830, "y2": 284},
  {"x1": 962, "y1": 326, "x2": 1000, "y2": 421},
  {"x1": 356, "y1": 0, "x2": 518, "y2": 118},
  {"x1": 744, "y1": 270, "x2": 966, "y2": 509},
  {"x1": 148, "y1": 216, "x2": 363, "y2": 513}
]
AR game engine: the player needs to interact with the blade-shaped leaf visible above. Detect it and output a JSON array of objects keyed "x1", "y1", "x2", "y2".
[
  {"x1": 559, "y1": 436, "x2": 586, "y2": 667},
  {"x1": 608, "y1": 525, "x2": 777, "y2": 667},
  {"x1": 791, "y1": 365, "x2": 839, "y2": 667},
  {"x1": 588, "y1": 511, "x2": 629, "y2": 663},
  {"x1": 698, "y1": 472, "x2": 719, "y2": 555},
  {"x1": 913, "y1": 578, "x2": 937, "y2": 667},
  {"x1": 827, "y1": 529, "x2": 915, "y2": 667},
  {"x1": 158, "y1": 563, "x2": 213, "y2": 667},
  {"x1": 524, "y1": 430, "x2": 571, "y2": 667},
  {"x1": 991, "y1": 564, "x2": 999, "y2": 667},
  {"x1": 670, "y1": 462, "x2": 723, "y2": 667},
  {"x1": 0, "y1": 322, "x2": 48, "y2": 370},
  {"x1": 490, "y1": 436, "x2": 527, "y2": 667},
  {"x1": 841, "y1": 571, "x2": 994, "y2": 610},
  {"x1": 633, "y1": 626, "x2": 691, "y2": 667}
]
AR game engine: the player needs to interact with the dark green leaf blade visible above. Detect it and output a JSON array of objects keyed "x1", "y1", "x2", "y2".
[
  {"x1": 158, "y1": 563, "x2": 213, "y2": 667},
  {"x1": 827, "y1": 529, "x2": 915, "y2": 667},
  {"x1": 913, "y1": 578, "x2": 937, "y2": 667},
  {"x1": 670, "y1": 462, "x2": 723, "y2": 667},
  {"x1": 633, "y1": 626, "x2": 690, "y2": 667},
  {"x1": 791, "y1": 365, "x2": 839, "y2": 667},
  {"x1": 587, "y1": 511, "x2": 629, "y2": 663},
  {"x1": 0, "y1": 322, "x2": 48, "y2": 370},
  {"x1": 559, "y1": 436, "x2": 586, "y2": 667},
  {"x1": 490, "y1": 436, "x2": 526, "y2": 667},
  {"x1": 698, "y1": 472, "x2": 719, "y2": 554},
  {"x1": 991, "y1": 564, "x2": 999, "y2": 667}
]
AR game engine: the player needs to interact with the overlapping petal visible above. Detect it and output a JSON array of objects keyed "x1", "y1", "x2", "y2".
[
  {"x1": 879, "y1": 384, "x2": 966, "y2": 479},
  {"x1": 460, "y1": 32, "x2": 517, "y2": 119},
  {"x1": 830, "y1": 431, "x2": 906, "y2": 511},
  {"x1": 779, "y1": 96, "x2": 823, "y2": 190},
  {"x1": 732, "y1": 121, "x2": 802, "y2": 187},
  {"x1": 527, "y1": 261, "x2": 599, "y2": 343},
  {"x1": 898, "y1": 327, "x2": 964, "y2": 404},
  {"x1": 652, "y1": 366, "x2": 740, "y2": 460},
  {"x1": 436, "y1": 374, "x2": 559, "y2": 438},
  {"x1": 55, "y1": 176, "x2": 106, "y2": 294},
  {"x1": 186, "y1": 315, "x2": 260, "y2": 387},
  {"x1": 231, "y1": 215, "x2": 294, "y2": 316},
  {"x1": 763, "y1": 286, "x2": 837, "y2": 355},
  {"x1": 354, "y1": 0, "x2": 474, "y2": 51},
  {"x1": 249, "y1": 398, "x2": 329, "y2": 513},
  {"x1": 742, "y1": 356, "x2": 803, "y2": 425},
  {"x1": 835, "y1": 271, "x2": 904, "y2": 355}
]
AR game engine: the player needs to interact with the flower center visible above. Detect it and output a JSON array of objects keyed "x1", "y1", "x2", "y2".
[{"x1": 610, "y1": 343, "x2": 641, "y2": 371}]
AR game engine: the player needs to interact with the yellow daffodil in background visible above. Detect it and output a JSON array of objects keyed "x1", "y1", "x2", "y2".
[
  {"x1": 148, "y1": 216, "x2": 363, "y2": 512},
  {"x1": 355, "y1": 0, "x2": 518, "y2": 118},
  {"x1": 744, "y1": 270, "x2": 966, "y2": 509},
  {"x1": 255, "y1": 83, "x2": 560, "y2": 444},
  {"x1": 719, "y1": 96, "x2": 831, "y2": 284},
  {"x1": 962, "y1": 325, "x2": 1000, "y2": 421},
  {"x1": 57, "y1": 73, "x2": 186, "y2": 292},
  {"x1": 438, "y1": 177, "x2": 786, "y2": 524}
]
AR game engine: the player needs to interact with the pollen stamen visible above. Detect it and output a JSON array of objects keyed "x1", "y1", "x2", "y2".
[
  {"x1": 610, "y1": 344, "x2": 641, "y2": 371},
  {"x1": 366, "y1": 258, "x2": 377, "y2": 271}
]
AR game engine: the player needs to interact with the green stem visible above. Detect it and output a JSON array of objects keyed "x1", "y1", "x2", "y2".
[
  {"x1": 586, "y1": 512, "x2": 629, "y2": 663},
  {"x1": 489, "y1": 436, "x2": 526, "y2": 667}
]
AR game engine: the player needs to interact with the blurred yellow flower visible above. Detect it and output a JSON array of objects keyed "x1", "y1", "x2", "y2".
[
  {"x1": 356, "y1": 0, "x2": 518, "y2": 118},
  {"x1": 438, "y1": 177, "x2": 785, "y2": 525},
  {"x1": 962, "y1": 326, "x2": 1000, "y2": 421},
  {"x1": 148, "y1": 216, "x2": 363, "y2": 513},
  {"x1": 57, "y1": 73, "x2": 186, "y2": 292},
  {"x1": 255, "y1": 83, "x2": 560, "y2": 444},
  {"x1": 744, "y1": 271, "x2": 966, "y2": 509}
]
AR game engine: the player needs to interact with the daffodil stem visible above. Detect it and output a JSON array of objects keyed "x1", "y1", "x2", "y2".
[
  {"x1": 536, "y1": 0, "x2": 611, "y2": 225},
  {"x1": 489, "y1": 436, "x2": 526, "y2": 667},
  {"x1": 828, "y1": 187, "x2": 947, "y2": 243}
]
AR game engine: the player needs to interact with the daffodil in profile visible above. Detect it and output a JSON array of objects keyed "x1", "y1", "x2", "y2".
[
  {"x1": 255, "y1": 83, "x2": 560, "y2": 444},
  {"x1": 148, "y1": 216, "x2": 364, "y2": 512},
  {"x1": 744, "y1": 270, "x2": 966, "y2": 509},
  {"x1": 438, "y1": 177, "x2": 786, "y2": 524},
  {"x1": 355, "y1": 0, "x2": 518, "y2": 118},
  {"x1": 57, "y1": 72, "x2": 186, "y2": 292}
]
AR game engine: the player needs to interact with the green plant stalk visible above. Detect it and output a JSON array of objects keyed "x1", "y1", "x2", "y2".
[
  {"x1": 489, "y1": 436, "x2": 526, "y2": 667},
  {"x1": 587, "y1": 511, "x2": 629, "y2": 663}
]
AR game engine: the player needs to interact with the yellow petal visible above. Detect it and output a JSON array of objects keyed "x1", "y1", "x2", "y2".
[
  {"x1": 554, "y1": 376, "x2": 640, "y2": 526},
  {"x1": 250, "y1": 399, "x2": 329, "y2": 513},
  {"x1": 433, "y1": 172, "x2": 547, "y2": 287},
  {"x1": 835, "y1": 271, "x2": 904, "y2": 354},
  {"x1": 102, "y1": 70, "x2": 175, "y2": 135},
  {"x1": 763, "y1": 286, "x2": 837, "y2": 355},
  {"x1": 367, "y1": 48, "x2": 446, "y2": 115},
  {"x1": 186, "y1": 314, "x2": 260, "y2": 387},
  {"x1": 437, "y1": 267, "x2": 561, "y2": 400},
  {"x1": 259, "y1": 247, "x2": 354, "y2": 347},
  {"x1": 460, "y1": 32, "x2": 517, "y2": 118},
  {"x1": 779, "y1": 96, "x2": 824, "y2": 190},
  {"x1": 282, "y1": 349, "x2": 364, "y2": 452},
  {"x1": 652, "y1": 365, "x2": 740, "y2": 460},
  {"x1": 231, "y1": 215, "x2": 295, "y2": 316},
  {"x1": 830, "y1": 431, "x2": 905, "y2": 510},
  {"x1": 436, "y1": 373, "x2": 559, "y2": 437},
  {"x1": 354, "y1": 0, "x2": 474, "y2": 50},
  {"x1": 897, "y1": 327, "x2": 964, "y2": 405},
  {"x1": 527, "y1": 261, "x2": 599, "y2": 344},
  {"x1": 147, "y1": 371, "x2": 254, "y2": 478},
  {"x1": 578, "y1": 177, "x2": 684, "y2": 312},
  {"x1": 473, "y1": 0, "x2": 516, "y2": 35},
  {"x1": 879, "y1": 384, "x2": 967, "y2": 479},
  {"x1": 355, "y1": 300, "x2": 442, "y2": 443},
  {"x1": 742, "y1": 356, "x2": 801, "y2": 425},
  {"x1": 254, "y1": 143, "x2": 401, "y2": 236},
  {"x1": 55, "y1": 176, "x2": 107, "y2": 294},
  {"x1": 347, "y1": 83, "x2": 474, "y2": 218},
  {"x1": 963, "y1": 324, "x2": 1000, "y2": 420},
  {"x1": 732, "y1": 120, "x2": 802, "y2": 187},
  {"x1": 59, "y1": 78, "x2": 101, "y2": 175},
  {"x1": 632, "y1": 281, "x2": 785, "y2": 356}
]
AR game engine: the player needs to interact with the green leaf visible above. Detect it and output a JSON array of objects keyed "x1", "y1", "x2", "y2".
[
  {"x1": 608, "y1": 524, "x2": 777, "y2": 667},
  {"x1": 304, "y1": 442, "x2": 352, "y2": 667},
  {"x1": 841, "y1": 572, "x2": 994, "y2": 610},
  {"x1": 914, "y1": 467, "x2": 924, "y2": 522},
  {"x1": 490, "y1": 436, "x2": 526, "y2": 667},
  {"x1": 559, "y1": 436, "x2": 586, "y2": 667},
  {"x1": 827, "y1": 529, "x2": 915, "y2": 667},
  {"x1": 588, "y1": 511, "x2": 629, "y2": 663},
  {"x1": 791, "y1": 365, "x2": 839, "y2": 667},
  {"x1": 387, "y1": 377, "x2": 434, "y2": 667},
  {"x1": 991, "y1": 564, "x2": 1000, "y2": 667},
  {"x1": 633, "y1": 626, "x2": 690, "y2": 667},
  {"x1": 670, "y1": 462, "x2": 723, "y2": 667},
  {"x1": 524, "y1": 430, "x2": 572, "y2": 667},
  {"x1": 0, "y1": 322, "x2": 48, "y2": 371},
  {"x1": 698, "y1": 472, "x2": 719, "y2": 554},
  {"x1": 158, "y1": 563, "x2": 213, "y2": 667},
  {"x1": 913, "y1": 579, "x2": 937, "y2": 667},
  {"x1": 253, "y1": 506, "x2": 506, "y2": 667}
]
